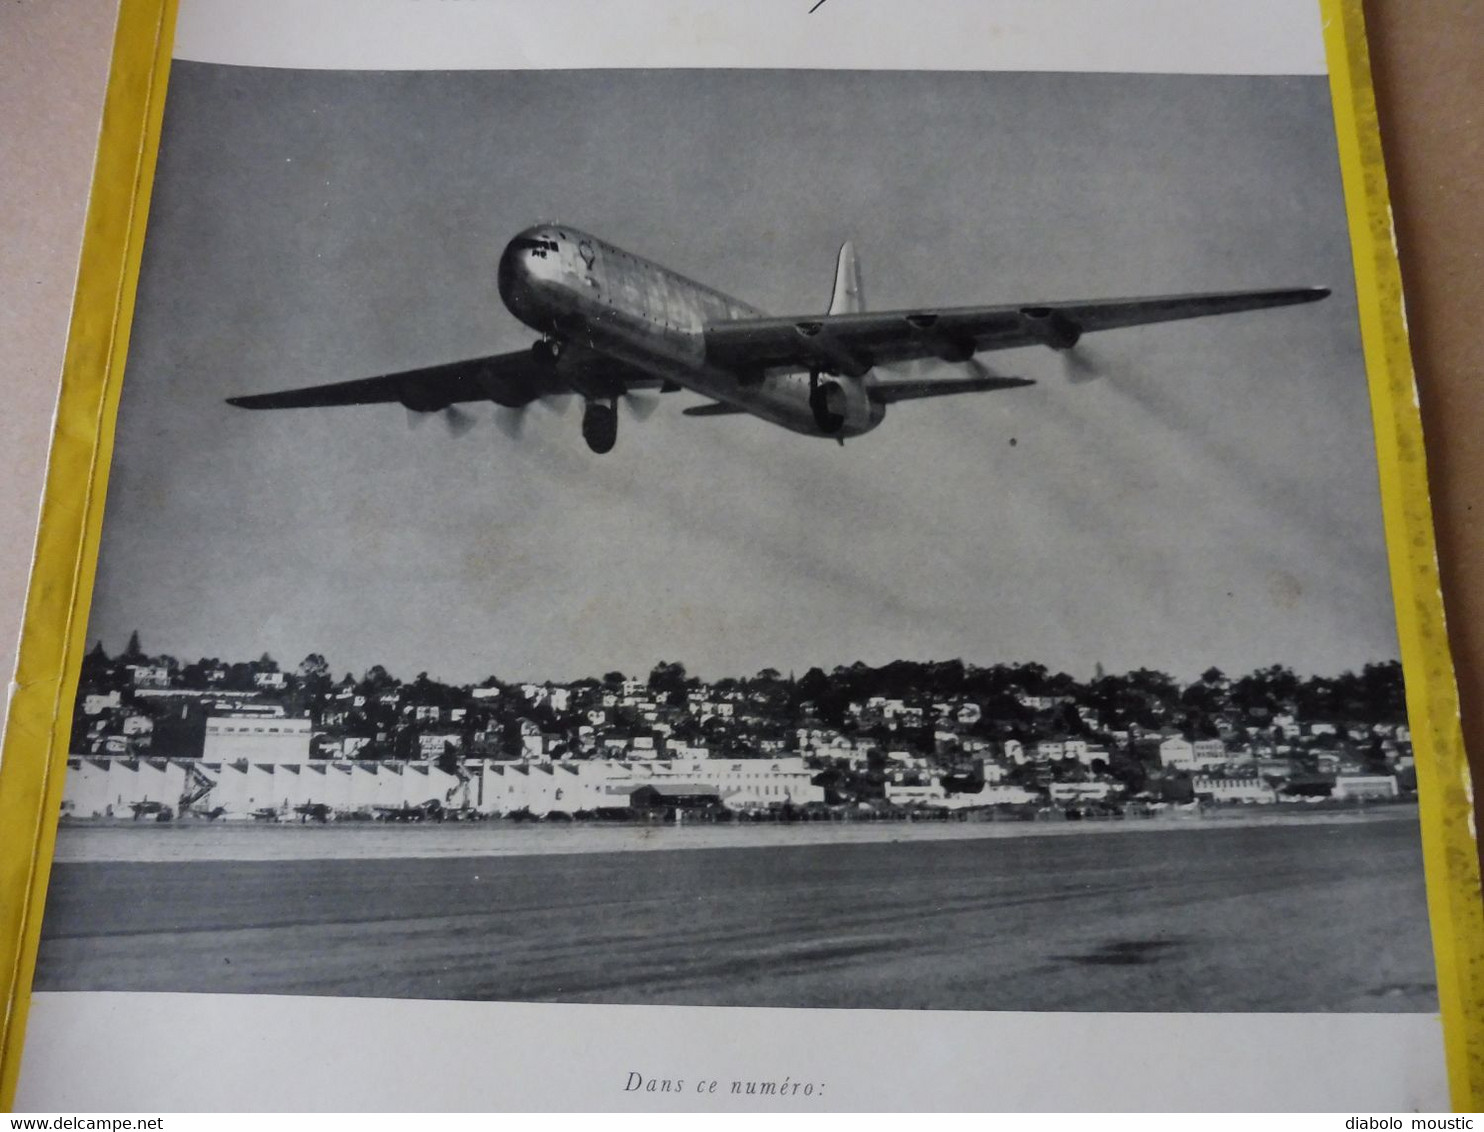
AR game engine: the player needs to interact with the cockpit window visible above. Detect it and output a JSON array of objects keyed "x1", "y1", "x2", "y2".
[{"x1": 512, "y1": 236, "x2": 561, "y2": 258}]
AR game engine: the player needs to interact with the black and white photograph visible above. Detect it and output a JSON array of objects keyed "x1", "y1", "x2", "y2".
[{"x1": 33, "y1": 55, "x2": 1438, "y2": 1019}]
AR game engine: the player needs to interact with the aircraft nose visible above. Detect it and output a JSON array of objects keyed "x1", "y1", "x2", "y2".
[{"x1": 497, "y1": 238, "x2": 527, "y2": 311}]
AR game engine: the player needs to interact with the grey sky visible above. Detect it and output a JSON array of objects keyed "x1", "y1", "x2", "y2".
[{"x1": 87, "y1": 64, "x2": 1394, "y2": 685}]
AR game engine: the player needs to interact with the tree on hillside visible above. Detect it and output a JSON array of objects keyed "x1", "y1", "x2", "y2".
[
  {"x1": 1358, "y1": 661, "x2": 1406, "y2": 723},
  {"x1": 358, "y1": 665, "x2": 399, "y2": 694},
  {"x1": 407, "y1": 671, "x2": 464, "y2": 708},
  {"x1": 648, "y1": 660, "x2": 688, "y2": 698},
  {"x1": 1181, "y1": 668, "x2": 1228, "y2": 715},
  {"x1": 798, "y1": 666, "x2": 853, "y2": 727},
  {"x1": 1232, "y1": 665, "x2": 1301, "y2": 715},
  {"x1": 80, "y1": 640, "x2": 112, "y2": 683},
  {"x1": 754, "y1": 667, "x2": 783, "y2": 684},
  {"x1": 297, "y1": 653, "x2": 333, "y2": 700},
  {"x1": 298, "y1": 653, "x2": 330, "y2": 679},
  {"x1": 179, "y1": 657, "x2": 222, "y2": 691},
  {"x1": 223, "y1": 661, "x2": 257, "y2": 692}
]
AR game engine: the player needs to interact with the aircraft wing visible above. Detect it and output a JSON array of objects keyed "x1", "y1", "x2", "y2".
[
  {"x1": 703, "y1": 287, "x2": 1330, "y2": 377},
  {"x1": 226, "y1": 350, "x2": 562, "y2": 411},
  {"x1": 227, "y1": 347, "x2": 664, "y2": 412}
]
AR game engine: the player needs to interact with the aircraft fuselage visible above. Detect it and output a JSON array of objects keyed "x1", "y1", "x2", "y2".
[{"x1": 496, "y1": 224, "x2": 885, "y2": 439}]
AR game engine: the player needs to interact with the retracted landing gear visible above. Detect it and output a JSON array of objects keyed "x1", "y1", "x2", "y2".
[{"x1": 582, "y1": 399, "x2": 619, "y2": 454}]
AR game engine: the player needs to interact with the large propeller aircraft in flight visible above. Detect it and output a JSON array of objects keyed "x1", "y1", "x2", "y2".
[{"x1": 227, "y1": 225, "x2": 1329, "y2": 453}]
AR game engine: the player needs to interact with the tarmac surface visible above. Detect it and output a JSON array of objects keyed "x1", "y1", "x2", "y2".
[{"x1": 35, "y1": 816, "x2": 1437, "y2": 1012}]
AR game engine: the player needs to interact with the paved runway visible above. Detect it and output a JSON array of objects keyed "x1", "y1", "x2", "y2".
[{"x1": 35, "y1": 817, "x2": 1437, "y2": 1012}]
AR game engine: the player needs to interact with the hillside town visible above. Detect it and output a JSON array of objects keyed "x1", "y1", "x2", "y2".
[{"x1": 61, "y1": 634, "x2": 1416, "y2": 822}]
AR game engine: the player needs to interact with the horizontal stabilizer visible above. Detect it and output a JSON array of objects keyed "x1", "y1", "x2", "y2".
[
  {"x1": 682, "y1": 402, "x2": 750, "y2": 417},
  {"x1": 872, "y1": 374, "x2": 1034, "y2": 403}
]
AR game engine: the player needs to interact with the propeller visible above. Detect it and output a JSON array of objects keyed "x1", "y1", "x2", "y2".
[
  {"x1": 492, "y1": 391, "x2": 579, "y2": 441},
  {"x1": 406, "y1": 384, "x2": 655, "y2": 444},
  {"x1": 621, "y1": 391, "x2": 660, "y2": 421},
  {"x1": 493, "y1": 405, "x2": 527, "y2": 440},
  {"x1": 960, "y1": 356, "x2": 998, "y2": 382},
  {"x1": 1057, "y1": 343, "x2": 1107, "y2": 384},
  {"x1": 540, "y1": 392, "x2": 576, "y2": 417},
  {"x1": 874, "y1": 356, "x2": 933, "y2": 382},
  {"x1": 404, "y1": 404, "x2": 480, "y2": 436},
  {"x1": 885, "y1": 345, "x2": 1108, "y2": 386},
  {"x1": 442, "y1": 405, "x2": 477, "y2": 437}
]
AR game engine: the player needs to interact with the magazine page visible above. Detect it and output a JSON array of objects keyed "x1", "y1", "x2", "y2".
[{"x1": 2, "y1": 0, "x2": 1477, "y2": 1112}]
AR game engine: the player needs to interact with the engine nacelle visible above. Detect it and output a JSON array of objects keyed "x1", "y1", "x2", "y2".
[
  {"x1": 399, "y1": 382, "x2": 452, "y2": 414},
  {"x1": 1019, "y1": 307, "x2": 1082, "y2": 351},
  {"x1": 810, "y1": 379, "x2": 848, "y2": 433},
  {"x1": 808, "y1": 376, "x2": 882, "y2": 437},
  {"x1": 931, "y1": 336, "x2": 976, "y2": 364},
  {"x1": 582, "y1": 400, "x2": 619, "y2": 453}
]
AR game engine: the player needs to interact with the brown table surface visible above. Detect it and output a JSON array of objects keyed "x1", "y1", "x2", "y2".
[
  {"x1": 2, "y1": 1, "x2": 1482, "y2": 860},
  {"x1": 1366, "y1": 1, "x2": 1484, "y2": 851}
]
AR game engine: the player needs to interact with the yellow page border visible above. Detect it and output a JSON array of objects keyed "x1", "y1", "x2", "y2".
[
  {"x1": 1, "y1": 0, "x2": 1479, "y2": 1110},
  {"x1": 0, "y1": 0, "x2": 177, "y2": 1107}
]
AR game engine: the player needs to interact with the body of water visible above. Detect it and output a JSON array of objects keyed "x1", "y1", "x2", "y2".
[{"x1": 36, "y1": 814, "x2": 1436, "y2": 1012}]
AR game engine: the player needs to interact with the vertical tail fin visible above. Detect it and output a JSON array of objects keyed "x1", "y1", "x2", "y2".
[{"x1": 828, "y1": 240, "x2": 864, "y2": 314}]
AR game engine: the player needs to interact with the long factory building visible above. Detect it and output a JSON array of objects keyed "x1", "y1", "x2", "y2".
[{"x1": 60, "y1": 754, "x2": 826, "y2": 820}]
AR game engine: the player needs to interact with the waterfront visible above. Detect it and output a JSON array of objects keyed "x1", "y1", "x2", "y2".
[
  {"x1": 51, "y1": 803, "x2": 1418, "y2": 863},
  {"x1": 36, "y1": 815, "x2": 1436, "y2": 1012}
]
